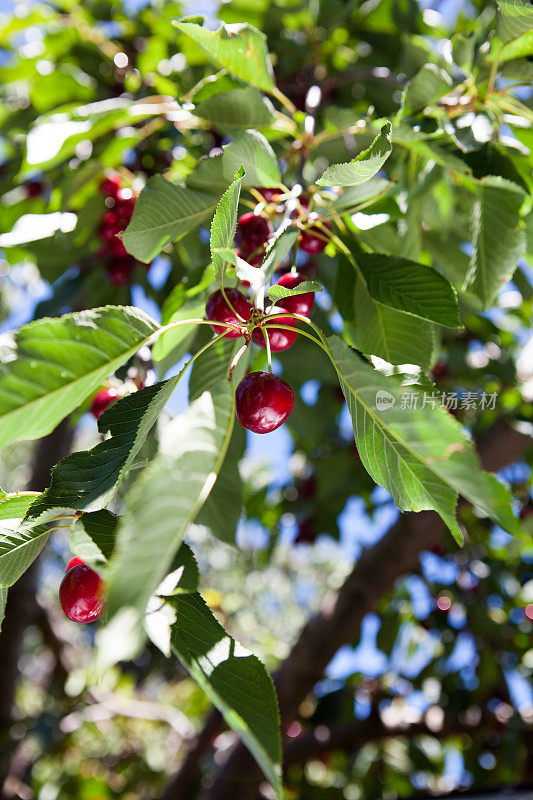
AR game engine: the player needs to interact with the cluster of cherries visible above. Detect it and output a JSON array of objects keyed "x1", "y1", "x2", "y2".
[
  {"x1": 98, "y1": 174, "x2": 137, "y2": 286},
  {"x1": 206, "y1": 192, "x2": 329, "y2": 435},
  {"x1": 59, "y1": 557, "x2": 105, "y2": 623}
]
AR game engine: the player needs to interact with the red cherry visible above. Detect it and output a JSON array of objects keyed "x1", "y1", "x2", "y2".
[
  {"x1": 252, "y1": 319, "x2": 298, "y2": 352},
  {"x1": 236, "y1": 247, "x2": 263, "y2": 267},
  {"x1": 90, "y1": 387, "x2": 119, "y2": 419},
  {"x1": 114, "y1": 199, "x2": 135, "y2": 225},
  {"x1": 206, "y1": 288, "x2": 252, "y2": 338},
  {"x1": 66, "y1": 557, "x2": 85, "y2": 572},
  {"x1": 257, "y1": 188, "x2": 280, "y2": 203},
  {"x1": 235, "y1": 371, "x2": 294, "y2": 434},
  {"x1": 100, "y1": 174, "x2": 121, "y2": 198},
  {"x1": 299, "y1": 224, "x2": 330, "y2": 254},
  {"x1": 108, "y1": 238, "x2": 129, "y2": 258},
  {"x1": 25, "y1": 180, "x2": 43, "y2": 198},
  {"x1": 235, "y1": 212, "x2": 273, "y2": 264},
  {"x1": 106, "y1": 258, "x2": 132, "y2": 285},
  {"x1": 59, "y1": 564, "x2": 106, "y2": 623},
  {"x1": 276, "y1": 272, "x2": 315, "y2": 317},
  {"x1": 520, "y1": 503, "x2": 533, "y2": 521},
  {"x1": 100, "y1": 220, "x2": 120, "y2": 243}
]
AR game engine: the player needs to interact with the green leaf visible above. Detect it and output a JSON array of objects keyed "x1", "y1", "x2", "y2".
[
  {"x1": 195, "y1": 425, "x2": 245, "y2": 545},
  {"x1": 260, "y1": 225, "x2": 299, "y2": 284},
  {"x1": 187, "y1": 131, "x2": 281, "y2": 193},
  {"x1": 211, "y1": 166, "x2": 246, "y2": 284},
  {"x1": 174, "y1": 20, "x2": 276, "y2": 93},
  {"x1": 25, "y1": 380, "x2": 178, "y2": 525},
  {"x1": 0, "y1": 306, "x2": 158, "y2": 451},
  {"x1": 152, "y1": 296, "x2": 206, "y2": 365},
  {"x1": 494, "y1": 28, "x2": 533, "y2": 62},
  {"x1": 169, "y1": 592, "x2": 283, "y2": 799},
  {"x1": 158, "y1": 543, "x2": 200, "y2": 595},
  {"x1": 29, "y1": 65, "x2": 95, "y2": 113},
  {"x1": 401, "y1": 64, "x2": 452, "y2": 113},
  {"x1": 105, "y1": 342, "x2": 238, "y2": 642},
  {"x1": 327, "y1": 178, "x2": 392, "y2": 212},
  {"x1": 69, "y1": 510, "x2": 118, "y2": 570},
  {"x1": 327, "y1": 336, "x2": 520, "y2": 541},
  {"x1": 355, "y1": 253, "x2": 460, "y2": 327},
  {"x1": 267, "y1": 281, "x2": 324, "y2": 303},
  {"x1": 467, "y1": 176, "x2": 526, "y2": 309},
  {"x1": 0, "y1": 492, "x2": 48, "y2": 587},
  {"x1": 194, "y1": 87, "x2": 275, "y2": 130},
  {"x1": 317, "y1": 123, "x2": 392, "y2": 187},
  {"x1": 497, "y1": 0, "x2": 533, "y2": 42},
  {"x1": 352, "y1": 280, "x2": 435, "y2": 370},
  {"x1": 122, "y1": 176, "x2": 221, "y2": 263}
]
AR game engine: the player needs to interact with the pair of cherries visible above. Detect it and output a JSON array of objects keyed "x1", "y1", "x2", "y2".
[
  {"x1": 59, "y1": 558, "x2": 105, "y2": 623},
  {"x1": 98, "y1": 175, "x2": 137, "y2": 286},
  {"x1": 235, "y1": 197, "x2": 330, "y2": 261},
  {"x1": 206, "y1": 271, "x2": 314, "y2": 352},
  {"x1": 206, "y1": 273, "x2": 315, "y2": 435}
]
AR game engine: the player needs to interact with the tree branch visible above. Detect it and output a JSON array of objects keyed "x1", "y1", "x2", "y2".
[
  {"x1": 189, "y1": 420, "x2": 532, "y2": 800},
  {"x1": 282, "y1": 712, "x2": 490, "y2": 768}
]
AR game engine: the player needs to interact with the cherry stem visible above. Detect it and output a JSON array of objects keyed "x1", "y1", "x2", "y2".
[
  {"x1": 220, "y1": 285, "x2": 248, "y2": 324},
  {"x1": 272, "y1": 86, "x2": 297, "y2": 115},
  {"x1": 260, "y1": 327, "x2": 272, "y2": 372}
]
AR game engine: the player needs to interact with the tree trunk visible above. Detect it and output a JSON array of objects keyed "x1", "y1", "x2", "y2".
[
  {"x1": 193, "y1": 421, "x2": 532, "y2": 800},
  {"x1": 0, "y1": 418, "x2": 75, "y2": 797}
]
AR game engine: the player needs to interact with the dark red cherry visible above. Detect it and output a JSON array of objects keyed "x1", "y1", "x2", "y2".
[
  {"x1": 299, "y1": 223, "x2": 330, "y2": 254},
  {"x1": 114, "y1": 199, "x2": 135, "y2": 225},
  {"x1": 257, "y1": 188, "x2": 281, "y2": 203},
  {"x1": 236, "y1": 371, "x2": 295, "y2": 434},
  {"x1": 59, "y1": 564, "x2": 106, "y2": 623},
  {"x1": 252, "y1": 319, "x2": 298, "y2": 352},
  {"x1": 66, "y1": 556, "x2": 85, "y2": 572},
  {"x1": 277, "y1": 272, "x2": 315, "y2": 317},
  {"x1": 206, "y1": 288, "x2": 252, "y2": 338},
  {"x1": 90, "y1": 387, "x2": 119, "y2": 419},
  {"x1": 25, "y1": 180, "x2": 44, "y2": 198},
  {"x1": 100, "y1": 174, "x2": 121, "y2": 198},
  {"x1": 235, "y1": 212, "x2": 273, "y2": 264}
]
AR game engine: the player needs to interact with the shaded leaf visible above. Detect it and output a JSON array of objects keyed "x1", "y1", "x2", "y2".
[
  {"x1": 25, "y1": 380, "x2": 177, "y2": 526},
  {"x1": 353, "y1": 280, "x2": 435, "y2": 369},
  {"x1": 105, "y1": 342, "x2": 238, "y2": 646},
  {"x1": 187, "y1": 131, "x2": 281, "y2": 192},
  {"x1": 355, "y1": 253, "x2": 460, "y2": 327},
  {"x1": 195, "y1": 87, "x2": 275, "y2": 130},
  {"x1": 69, "y1": 509, "x2": 118, "y2": 569},
  {"x1": 169, "y1": 592, "x2": 283, "y2": 799},
  {"x1": 467, "y1": 176, "x2": 526, "y2": 308},
  {"x1": 401, "y1": 64, "x2": 452, "y2": 113}
]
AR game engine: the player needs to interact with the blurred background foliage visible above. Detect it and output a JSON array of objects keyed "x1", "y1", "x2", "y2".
[{"x1": 0, "y1": 0, "x2": 532, "y2": 798}]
